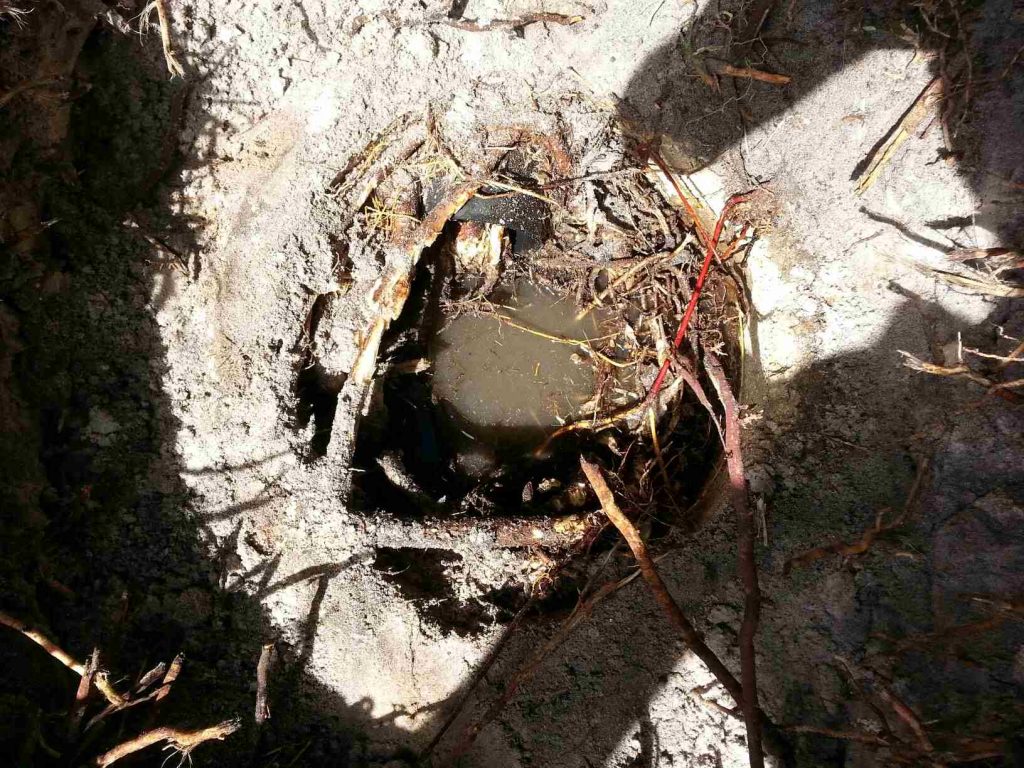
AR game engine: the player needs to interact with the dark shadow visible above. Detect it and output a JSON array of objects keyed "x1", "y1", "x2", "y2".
[
  {"x1": 0, "y1": 7, "x2": 417, "y2": 767},
  {"x1": 2, "y1": 2, "x2": 1022, "y2": 768},
  {"x1": 621, "y1": 0, "x2": 1024, "y2": 246},
  {"x1": 424, "y1": 290, "x2": 1023, "y2": 767}
]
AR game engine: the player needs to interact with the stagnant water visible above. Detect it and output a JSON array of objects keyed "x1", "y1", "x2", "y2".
[{"x1": 430, "y1": 281, "x2": 615, "y2": 476}]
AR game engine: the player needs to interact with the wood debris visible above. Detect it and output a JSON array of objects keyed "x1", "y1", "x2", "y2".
[
  {"x1": 255, "y1": 643, "x2": 275, "y2": 724},
  {"x1": 150, "y1": 0, "x2": 186, "y2": 78},
  {"x1": 704, "y1": 352, "x2": 765, "y2": 768},
  {"x1": 0, "y1": 609, "x2": 238, "y2": 766},
  {"x1": 853, "y1": 76, "x2": 945, "y2": 195},
  {"x1": 439, "y1": 13, "x2": 583, "y2": 32}
]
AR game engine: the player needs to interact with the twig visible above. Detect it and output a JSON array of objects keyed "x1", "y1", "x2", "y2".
[
  {"x1": 85, "y1": 652, "x2": 185, "y2": 732},
  {"x1": 853, "y1": 76, "x2": 945, "y2": 195},
  {"x1": 439, "y1": 13, "x2": 583, "y2": 31},
  {"x1": 576, "y1": 244, "x2": 687, "y2": 320},
  {"x1": 480, "y1": 178, "x2": 559, "y2": 206},
  {"x1": 703, "y1": 59, "x2": 791, "y2": 85},
  {"x1": 647, "y1": 192, "x2": 750, "y2": 405},
  {"x1": 925, "y1": 266, "x2": 1024, "y2": 298},
  {"x1": 703, "y1": 353, "x2": 764, "y2": 768},
  {"x1": 784, "y1": 511, "x2": 894, "y2": 572},
  {"x1": 0, "y1": 610, "x2": 124, "y2": 708},
  {"x1": 534, "y1": 377, "x2": 684, "y2": 456},
  {"x1": 834, "y1": 657, "x2": 936, "y2": 759},
  {"x1": 485, "y1": 311, "x2": 631, "y2": 368},
  {"x1": 899, "y1": 351, "x2": 1023, "y2": 402},
  {"x1": 92, "y1": 720, "x2": 240, "y2": 767},
  {"x1": 153, "y1": 652, "x2": 183, "y2": 704},
  {"x1": 0, "y1": 610, "x2": 85, "y2": 673},
  {"x1": 152, "y1": 0, "x2": 185, "y2": 78},
  {"x1": 647, "y1": 409, "x2": 671, "y2": 487},
  {"x1": 69, "y1": 649, "x2": 100, "y2": 737},
  {"x1": 963, "y1": 344, "x2": 1024, "y2": 364},
  {"x1": 648, "y1": 151, "x2": 712, "y2": 247},
  {"x1": 671, "y1": 352, "x2": 725, "y2": 448},
  {"x1": 786, "y1": 458, "x2": 927, "y2": 572},
  {"x1": 578, "y1": 459, "x2": 749, "y2": 722},
  {"x1": 255, "y1": 644, "x2": 275, "y2": 724},
  {"x1": 997, "y1": 339, "x2": 1024, "y2": 371}
]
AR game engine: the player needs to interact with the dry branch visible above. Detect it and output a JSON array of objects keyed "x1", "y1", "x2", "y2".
[
  {"x1": 579, "y1": 457, "x2": 748, "y2": 708},
  {"x1": 69, "y1": 649, "x2": 100, "y2": 736},
  {"x1": 703, "y1": 59, "x2": 791, "y2": 85},
  {"x1": 0, "y1": 610, "x2": 124, "y2": 708},
  {"x1": 0, "y1": 610, "x2": 86, "y2": 674},
  {"x1": 648, "y1": 151, "x2": 712, "y2": 247},
  {"x1": 899, "y1": 351, "x2": 1023, "y2": 403},
  {"x1": 92, "y1": 720, "x2": 240, "y2": 767},
  {"x1": 853, "y1": 76, "x2": 945, "y2": 195},
  {"x1": 85, "y1": 652, "x2": 184, "y2": 732},
  {"x1": 703, "y1": 353, "x2": 764, "y2": 768},
  {"x1": 151, "y1": 0, "x2": 185, "y2": 78},
  {"x1": 441, "y1": 13, "x2": 582, "y2": 31}
]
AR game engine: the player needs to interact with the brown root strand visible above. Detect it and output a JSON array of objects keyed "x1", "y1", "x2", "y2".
[
  {"x1": 92, "y1": 719, "x2": 240, "y2": 767},
  {"x1": 578, "y1": 459, "x2": 748, "y2": 717},
  {"x1": 703, "y1": 352, "x2": 764, "y2": 768}
]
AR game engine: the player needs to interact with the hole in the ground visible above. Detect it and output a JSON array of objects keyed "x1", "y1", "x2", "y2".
[
  {"x1": 351, "y1": 210, "x2": 624, "y2": 522},
  {"x1": 333, "y1": 128, "x2": 742, "y2": 540}
]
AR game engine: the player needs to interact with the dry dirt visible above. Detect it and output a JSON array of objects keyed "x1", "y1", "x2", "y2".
[{"x1": 2, "y1": 1, "x2": 1024, "y2": 767}]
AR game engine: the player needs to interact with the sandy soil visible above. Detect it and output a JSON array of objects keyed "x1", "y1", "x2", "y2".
[{"x1": 2, "y1": 1, "x2": 1023, "y2": 766}]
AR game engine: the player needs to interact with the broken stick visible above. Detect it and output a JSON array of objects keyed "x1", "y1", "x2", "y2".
[
  {"x1": 579, "y1": 458, "x2": 747, "y2": 708},
  {"x1": 92, "y1": 720, "x2": 240, "y2": 767},
  {"x1": 704, "y1": 59, "x2": 791, "y2": 85},
  {"x1": 704, "y1": 351, "x2": 764, "y2": 768},
  {"x1": 0, "y1": 610, "x2": 125, "y2": 708},
  {"x1": 853, "y1": 75, "x2": 944, "y2": 195},
  {"x1": 580, "y1": 456, "x2": 781, "y2": 767},
  {"x1": 152, "y1": 0, "x2": 186, "y2": 78},
  {"x1": 255, "y1": 643, "x2": 275, "y2": 724}
]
